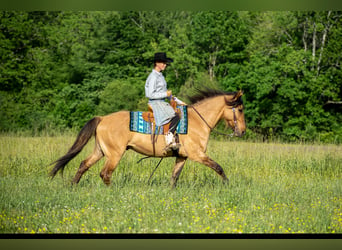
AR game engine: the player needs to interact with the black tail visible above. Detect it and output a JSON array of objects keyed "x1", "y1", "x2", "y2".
[{"x1": 49, "y1": 117, "x2": 101, "y2": 179}]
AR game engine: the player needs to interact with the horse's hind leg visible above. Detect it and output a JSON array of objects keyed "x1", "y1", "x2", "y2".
[
  {"x1": 171, "y1": 157, "x2": 187, "y2": 188},
  {"x1": 72, "y1": 143, "x2": 103, "y2": 184},
  {"x1": 100, "y1": 159, "x2": 117, "y2": 186},
  {"x1": 100, "y1": 149, "x2": 125, "y2": 186}
]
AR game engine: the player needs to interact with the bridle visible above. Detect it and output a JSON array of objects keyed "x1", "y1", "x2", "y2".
[{"x1": 191, "y1": 105, "x2": 238, "y2": 137}]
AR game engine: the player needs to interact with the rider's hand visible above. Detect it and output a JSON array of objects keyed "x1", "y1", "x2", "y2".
[{"x1": 166, "y1": 90, "x2": 172, "y2": 97}]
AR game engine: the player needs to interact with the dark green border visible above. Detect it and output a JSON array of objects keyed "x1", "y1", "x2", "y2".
[
  {"x1": 0, "y1": 0, "x2": 341, "y2": 249},
  {"x1": 0, "y1": 0, "x2": 341, "y2": 10},
  {"x1": 0, "y1": 239, "x2": 342, "y2": 250}
]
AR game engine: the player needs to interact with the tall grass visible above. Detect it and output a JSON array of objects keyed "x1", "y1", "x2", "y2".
[{"x1": 0, "y1": 135, "x2": 341, "y2": 234}]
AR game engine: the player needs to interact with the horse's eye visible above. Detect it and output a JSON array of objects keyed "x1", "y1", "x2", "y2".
[{"x1": 238, "y1": 109, "x2": 243, "y2": 113}]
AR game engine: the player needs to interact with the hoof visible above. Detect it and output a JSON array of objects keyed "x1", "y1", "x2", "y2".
[{"x1": 223, "y1": 178, "x2": 229, "y2": 185}]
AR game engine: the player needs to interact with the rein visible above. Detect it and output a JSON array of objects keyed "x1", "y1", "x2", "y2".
[
  {"x1": 138, "y1": 104, "x2": 238, "y2": 182},
  {"x1": 191, "y1": 105, "x2": 237, "y2": 138}
]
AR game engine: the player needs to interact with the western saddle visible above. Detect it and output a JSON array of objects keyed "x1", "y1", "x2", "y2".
[{"x1": 141, "y1": 98, "x2": 180, "y2": 135}]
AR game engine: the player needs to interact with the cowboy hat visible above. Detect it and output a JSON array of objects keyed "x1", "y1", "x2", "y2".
[{"x1": 154, "y1": 52, "x2": 173, "y2": 63}]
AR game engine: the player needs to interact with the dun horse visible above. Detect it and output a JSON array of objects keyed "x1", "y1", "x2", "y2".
[{"x1": 50, "y1": 89, "x2": 246, "y2": 187}]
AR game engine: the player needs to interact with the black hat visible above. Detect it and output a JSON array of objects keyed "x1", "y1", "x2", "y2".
[{"x1": 154, "y1": 52, "x2": 173, "y2": 63}]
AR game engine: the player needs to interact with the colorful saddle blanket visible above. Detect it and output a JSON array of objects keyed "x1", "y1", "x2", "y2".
[{"x1": 130, "y1": 106, "x2": 188, "y2": 135}]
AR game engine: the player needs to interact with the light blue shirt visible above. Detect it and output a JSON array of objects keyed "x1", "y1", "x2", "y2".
[
  {"x1": 145, "y1": 69, "x2": 168, "y2": 100},
  {"x1": 144, "y1": 69, "x2": 175, "y2": 126}
]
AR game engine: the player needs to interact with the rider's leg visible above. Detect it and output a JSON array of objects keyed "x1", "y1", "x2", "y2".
[{"x1": 165, "y1": 115, "x2": 180, "y2": 151}]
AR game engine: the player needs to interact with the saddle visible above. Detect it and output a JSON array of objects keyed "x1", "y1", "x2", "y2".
[{"x1": 142, "y1": 98, "x2": 180, "y2": 135}]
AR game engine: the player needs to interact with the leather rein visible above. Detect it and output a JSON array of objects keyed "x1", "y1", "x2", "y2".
[{"x1": 191, "y1": 105, "x2": 238, "y2": 138}]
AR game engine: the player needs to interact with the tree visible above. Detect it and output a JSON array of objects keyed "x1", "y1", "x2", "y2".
[
  {"x1": 240, "y1": 11, "x2": 342, "y2": 141},
  {"x1": 190, "y1": 11, "x2": 250, "y2": 81},
  {"x1": 96, "y1": 79, "x2": 143, "y2": 115},
  {"x1": 0, "y1": 11, "x2": 341, "y2": 142}
]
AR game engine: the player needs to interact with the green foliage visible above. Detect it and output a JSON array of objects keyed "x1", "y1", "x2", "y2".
[
  {"x1": 96, "y1": 79, "x2": 143, "y2": 115},
  {"x1": 178, "y1": 72, "x2": 220, "y2": 103},
  {"x1": 237, "y1": 11, "x2": 342, "y2": 143},
  {"x1": 52, "y1": 82, "x2": 101, "y2": 129},
  {"x1": 0, "y1": 11, "x2": 341, "y2": 143}
]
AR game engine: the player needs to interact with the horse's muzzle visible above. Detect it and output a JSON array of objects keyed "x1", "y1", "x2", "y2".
[{"x1": 235, "y1": 130, "x2": 246, "y2": 137}]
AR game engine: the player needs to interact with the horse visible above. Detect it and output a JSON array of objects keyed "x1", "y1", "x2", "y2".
[{"x1": 50, "y1": 89, "x2": 246, "y2": 188}]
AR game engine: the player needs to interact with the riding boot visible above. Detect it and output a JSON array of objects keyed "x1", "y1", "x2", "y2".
[{"x1": 164, "y1": 131, "x2": 180, "y2": 151}]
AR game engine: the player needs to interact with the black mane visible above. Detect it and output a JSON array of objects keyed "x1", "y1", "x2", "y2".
[{"x1": 188, "y1": 88, "x2": 242, "y2": 106}]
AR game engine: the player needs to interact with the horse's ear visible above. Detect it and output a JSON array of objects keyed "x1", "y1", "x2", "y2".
[{"x1": 234, "y1": 90, "x2": 243, "y2": 99}]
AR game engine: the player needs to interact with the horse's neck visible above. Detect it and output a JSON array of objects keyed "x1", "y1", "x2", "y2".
[{"x1": 190, "y1": 96, "x2": 225, "y2": 129}]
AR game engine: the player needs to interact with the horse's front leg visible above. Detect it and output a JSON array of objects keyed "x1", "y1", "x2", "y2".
[
  {"x1": 170, "y1": 156, "x2": 187, "y2": 188},
  {"x1": 191, "y1": 153, "x2": 229, "y2": 184}
]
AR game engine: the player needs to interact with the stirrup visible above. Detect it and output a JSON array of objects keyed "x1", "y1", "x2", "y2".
[{"x1": 165, "y1": 142, "x2": 181, "y2": 151}]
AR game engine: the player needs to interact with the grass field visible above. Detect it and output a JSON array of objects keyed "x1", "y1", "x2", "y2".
[{"x1": 0, "y1": 134, "x2": 341, "y2": 234}]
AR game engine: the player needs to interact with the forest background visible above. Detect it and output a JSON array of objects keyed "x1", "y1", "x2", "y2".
[{"x1": 1, "y1": 11, "x2": 341, "y2": 143}]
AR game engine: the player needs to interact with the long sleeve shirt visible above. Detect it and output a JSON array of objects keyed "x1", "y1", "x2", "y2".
[{"x1": 145, "y1": 69, "x2": 168, "y2": 100}]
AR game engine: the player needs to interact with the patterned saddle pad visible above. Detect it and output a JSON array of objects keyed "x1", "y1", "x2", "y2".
[{"x1": 130, "y1": 106, "x2": 188, "y2": 135}]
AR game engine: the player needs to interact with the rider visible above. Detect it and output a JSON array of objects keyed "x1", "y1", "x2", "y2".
[{"x1": 145, "y1": 52, "x2": 186, "y2": 152}]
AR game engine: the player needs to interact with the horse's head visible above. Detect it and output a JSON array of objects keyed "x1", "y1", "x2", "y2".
[{"x1": 223, "y1": 90, "x2": 246, "y2": 137}]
